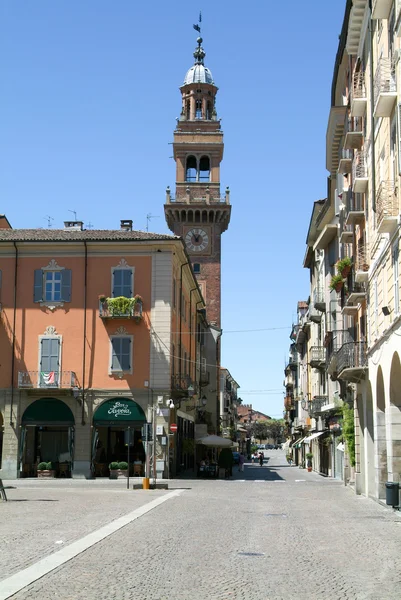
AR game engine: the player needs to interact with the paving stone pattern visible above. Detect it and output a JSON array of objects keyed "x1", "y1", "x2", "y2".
[{"x1": 6, "y1": 453, "x2": 401, "y2": 600}]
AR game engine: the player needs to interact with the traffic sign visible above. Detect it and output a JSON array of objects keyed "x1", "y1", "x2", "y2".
[{"x1": 170, "y1": 423, "x2": 178, "y2": 433}]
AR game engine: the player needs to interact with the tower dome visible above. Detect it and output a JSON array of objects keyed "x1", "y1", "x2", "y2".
[{"x1": 182, "y1": 37, "x2": 214, "y2": 86}]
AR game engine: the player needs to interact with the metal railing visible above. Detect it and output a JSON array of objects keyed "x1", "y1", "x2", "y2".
[
  {"x1": 337, "y1": 342, "x2": 367, "y2": 374},
  {"x1": 376, "y1": 181, "x2": 399, "y2": 228},
  {"x1": 355, "y1": 244, "x2": 370, "y2": 273},
  {"x1": 171, "y1": 374, "x2": 197, "y2": 394},
  {"x1": 326, "y1": 329, "x2": 353, "y2": 364},
  {"x1": 352, "y1": 70, "x2": 366, "y2": 100},
  {"x1": 352, "y1": 150, "x2": 368, "y2": 182},
  {"x1": 18, "y1": 371, "x2": 78, "y2": 389},
  {"x1": 313, "y1": 286, "x2": 326, "y2": 310},
  {"x1": 99, "y1": 299, "x2": 142, "y2": 320},
  {"x1": 345, "y1": 116, "x2": 363, "y2": 136},
  {"x1": 315, "y1": 199, "x2": 330, "y2": 228},
  {"x1": 309, "y1": 395, "x2": 329, "y2": 416},
  {"x1": 374, "y1": 57, "x2": 396, "y2": 104},
  {"x1": 310, "y1": 346, "x2": 326, "y2": 365}
]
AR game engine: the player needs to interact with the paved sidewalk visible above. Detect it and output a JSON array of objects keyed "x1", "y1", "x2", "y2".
[{"x1": 3, "y1": 452, "x2": 401, "y2": 599}]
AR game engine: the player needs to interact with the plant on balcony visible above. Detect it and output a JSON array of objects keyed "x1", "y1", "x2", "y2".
[
  {"x1": 106, "y1": 296, "x2": 136, "y2": 316},
  {"x1": 336, "y1": 257, "x2": 352, "y2": 278},
  {"x1": 329, "y1": 274, "x2": 344, "y2": 293},
  {"x1": 98, "y1": 294, "x2": 107, "y2": 303}
]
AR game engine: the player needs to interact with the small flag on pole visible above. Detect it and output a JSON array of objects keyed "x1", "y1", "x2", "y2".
[{"x1": 193, "y1": 23, "x2": 201, "y2": 33}]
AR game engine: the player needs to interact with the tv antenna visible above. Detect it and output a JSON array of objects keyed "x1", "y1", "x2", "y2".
[
  {"x1": 69, "y1": 209, "x2": 78, "y2": 221},
  {"x1": 87, "y1": 221, "x2": 94, "y2": 229},
  {"x1": 44, "y1": 215, "x2": 54, "y2": 228},
  {"x1": 146, "y1": 213, "x2": 160, "y2": 232}
]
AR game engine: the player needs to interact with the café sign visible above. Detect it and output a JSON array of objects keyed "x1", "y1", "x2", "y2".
[{"x1": 93, "y1": 398, "x2": 146, "y2": 424}]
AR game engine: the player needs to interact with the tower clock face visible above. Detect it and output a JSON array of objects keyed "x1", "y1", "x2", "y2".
[{"x1": 185, "y1": 228, "x2": 209, "y2": 252}]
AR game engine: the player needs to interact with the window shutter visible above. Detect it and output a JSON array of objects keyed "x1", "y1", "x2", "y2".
[
  {"x1": 113, "y1": 269, "x2": 122, "y2": 297},
  {"x1": 122, "y1": 269, "x2": 132, "y2": 297},
  {"x1": 111, "y1": 338, "x2": 121, "y2": 370},
  {"x1": 121, "y1": 337, "x2": 131, "y2": 370},
  {"x1": 34, "y1": 269, "x2": 43, "y2": 302},
  {"x1": 61, "y1": 269, "x2": 72, "y2": 302}
]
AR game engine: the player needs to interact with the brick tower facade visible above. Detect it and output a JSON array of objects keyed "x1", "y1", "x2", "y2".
[{"x1": 164, "y1": 35, "x2": 231, "y2": 328}]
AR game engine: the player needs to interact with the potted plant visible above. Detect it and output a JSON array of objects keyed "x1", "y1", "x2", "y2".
[
  {"x1": 306, "y1": 452, "x2": 313, "y2": 472},
  {"x1": 109, "y1": 461, "x2": 119, "y2": 479},
  {"x1": 117, "y1": 461, "x2": 129, "y2": 477},
  {"x1": 37, "y1": 461, "x2": 55, "y2": 478},
  {"x1": 336, "y1": 257, "x2": 352, "y2": 278},
  {"x1": 133, "y1": 295, "x2": 143, "y2": 323},
  {"x1": 98, "y1": 294, "x2": 107, "y2": 303},
  {"x1": 329, "y1": 274, "x2": 344, "y2": 293}
]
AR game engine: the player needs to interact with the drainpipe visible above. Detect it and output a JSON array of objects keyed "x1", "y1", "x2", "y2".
[
  {"x1": 369, "y1": 0, "x2": 376, "y2": 212},
  {"x1": 179, "y1": 262, "x2": 189, "y2": 380},
  {"x1": 188, "y1": 287, "x2": 198, "y2": 377},
  {"x1": 10, "y1": 242, "x2": 18, "y2": 426},
  {"x1": 81, "y1": 241, "x2": 88, "y2": 426}
]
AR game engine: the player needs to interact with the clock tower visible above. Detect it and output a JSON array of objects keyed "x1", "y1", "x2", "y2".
[{"x1": 164, "y1": 35, "x2": 231, "y2": 327}]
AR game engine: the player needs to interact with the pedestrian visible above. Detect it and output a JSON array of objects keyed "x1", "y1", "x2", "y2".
[
  {"x1": 252, "y1": 451, "x2": 257, "y2": 463},
  {"x1": 259, "y1": 451, "x2": 264, "y2": 467},
  {"x1": 238, "y1": 453, "x2": 245, "y2": 472}
]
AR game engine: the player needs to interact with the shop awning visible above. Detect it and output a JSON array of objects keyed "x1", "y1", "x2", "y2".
[
  {"x1": 293, "y1": 436, "x2": 306, "y2": 448},
  {"x1": 93, "y1": 398, "x2": 146, "y2": 426},
  {"x1": 303, "y1": 431, "x2": 326, "y2": 443},
  {"x1": 22, "y1": 398, "x2": 74, "y2": 426}
]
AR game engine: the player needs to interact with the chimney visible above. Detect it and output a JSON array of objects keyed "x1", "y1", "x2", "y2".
[
  {"x1": 64, "y1": 221, "x2": 84, "y2": 231},
  {"x1": 120, "y1": 219, "x2": 133, "y2": 231}
]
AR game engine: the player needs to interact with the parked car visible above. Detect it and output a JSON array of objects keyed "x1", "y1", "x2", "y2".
[
  {"x1": 232, "y1": 451, "x2": 240, "y2": 465},
  {"x1": 265, "y1": 444, "x2": 274, "y2": 450}
]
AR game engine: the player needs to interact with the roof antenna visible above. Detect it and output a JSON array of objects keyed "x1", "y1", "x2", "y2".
[
  {"x1": 87, "y1": 221, "x2": 94, "y2": 230},
  {"x1": 146, "y1": 214, "x2": 160, "y2": 232},
  {"x1": 44, "y1": 215, "x2": 54, "y2": 228},
  {"x1": 69, "y1": 209, "x2": 77, "y2": 221}
]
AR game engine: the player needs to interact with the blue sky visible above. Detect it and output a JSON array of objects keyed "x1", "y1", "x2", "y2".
[{"x1": 2, "y1": 1, "x2": 346, "y2": 417}]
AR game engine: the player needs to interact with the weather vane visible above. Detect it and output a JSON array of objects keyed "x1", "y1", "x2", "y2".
[{"x1": 193, "y1": 11, "x2": 202, "y2": 35}]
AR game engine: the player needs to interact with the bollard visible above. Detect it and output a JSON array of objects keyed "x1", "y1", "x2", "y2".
[{"x1": 142, "y1": 477, "x2": 150, "y2": 490}]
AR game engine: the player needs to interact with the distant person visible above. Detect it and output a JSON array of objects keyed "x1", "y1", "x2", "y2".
[
  {"x1": 252, "y1": 451, "x2": 258, "y2": 463},
  {"x1": 238, "y1": 453, "x2": 245, "y2": 472},
  {"x1": 259, "y1": 451, "x2": 264, "y2": 467}
]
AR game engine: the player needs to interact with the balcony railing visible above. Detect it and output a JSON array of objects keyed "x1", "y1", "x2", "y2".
[
  {"x1": 327, "y1": 330, "x2": 353, "y2": 375},
  {"x1": 171, "y1": 374, "x2": 197, "y2": 396},
  {"x1": 351, "y1": 70, "x2": 367, "y2": 117},
  {"x1": 99, "y1": 298, "x2": 143, "y2": 320},
  {"x1": 337, "y1": 342, "x2": 368, "y2": 380},
  {"x1": 338, "y1": 148, "x2": 353, "y2": 174},
  {"x1": 309, "y1": 346, "x2": 326, "y2": 368},
  {"x1": 309, "y1": 396, "x2": 329, "y2": 416},
  {"x1": 340, "y1": 223, "x2": 353, "y2": 244},
  {"x1": 309, "y1": 303, "x2": 322, "y2": 323},
  {"x1": 313, "y1": 287, "x2": 326, "y2": 312},
  {"x1": 284, "y1": 396, "x2": 294, "y2": 410},
  {"x1": 352, "y1": 150, "x2": 368, "y2": 193},
  {"x1": 18, "y1": 371, "x2": 78, "y2": 389},
  {"x1": 376, "y1": 181, "x2": 399, "y2": 234},
  {"x1": 344, "y1": 117, "x2": 363, "y2": 150},
  {"x1": 373, "y1": 58, "x2": 396, "y2": 117},
  {"x1": 355, "y1": 244, "x2": 369, "y2": 282}
]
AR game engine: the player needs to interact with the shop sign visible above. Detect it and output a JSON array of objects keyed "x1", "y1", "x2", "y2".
[
  {"x1": 93, "y1": 398, "x2": 146, "y2": 424},
  {"x1": 108, "y1": 401, "x2": 132, "y2": 418}
]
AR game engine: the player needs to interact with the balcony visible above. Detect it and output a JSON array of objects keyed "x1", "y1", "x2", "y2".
[
  {"x1": 372, "y1": 0, "x2": 393, "y2": 19},
  {"x1": 309, "y1": 346, "x2": 326, "y2": 368},
  {"x1": 376, "y1": 182, "x2": 399, "y2": 234},
  {"x1": 18, "y1": 371, "x2": 78, "y2": 391},
  {"x1": 373, "y1": 58, "x2": 396, "y2": 117},
  {"x1": 99, "y1": 297, "x2": 143, "y2": 321},
  {"x1": 346, "y1": 278, "x2": 367, "y2": 304},
  {"x1": 355, "y1": 244, "x2": 370, "y2": 283},
  {"x1": 336, "y1": 342, "x2": 367, "y2": 382},
  {"x1": 309, "y1": 304, "x2": 322, "y2": 323},
  {"x1": 338, "y1": 149, "x2": 353, "y2": 174},
  {"x1": 350, "y1": 70, "x2": 367, "y2": 117},
  {"x1": 352, "y1": 150, "x2": 368, "y2": 193},
  {"x1": 326, "y1": 330, "x2": 353, "y2": 377},
  {"x1": 340, "y1": 224, "x2": 353, "y2": 244},
  {"x1": 344, "y1": 117, "x2": 363, "y2": 150},
  {"x1": 171, "y1": 374, "x2": 197, "y2": 397},
  {"x1": 309, "y1": 396, "x2": 329, "y2": 417},
  {"x1": 313, "y1": 224, "x2": 338, "y2": 251},
  {"x1": 345, "y1": 191, "x2": 365, "y2": 226},
  {"x1": 313, "y1": 287, "x2": 326, "y2": 312},
  {"x1": 284, "y1": 396, "x2": 294, "y2": 411}
]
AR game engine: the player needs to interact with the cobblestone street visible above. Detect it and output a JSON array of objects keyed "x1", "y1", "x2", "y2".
[{"x1": 2, "y1": 451, "x2": 401, "y2": 599}]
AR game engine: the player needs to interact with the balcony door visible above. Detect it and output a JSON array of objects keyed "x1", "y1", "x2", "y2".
[{"x1": 40, "y1": 338, "x2": 60, "y2": 387}]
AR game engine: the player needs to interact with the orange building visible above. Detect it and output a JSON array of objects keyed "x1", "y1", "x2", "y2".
[{"x1": 0, "y1": 220, "x2": 206, "y2": 479}]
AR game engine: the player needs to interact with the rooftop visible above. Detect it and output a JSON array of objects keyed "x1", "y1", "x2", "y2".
[{"x1": 0, "y1": 229, "x2": 178, "y2": 243}]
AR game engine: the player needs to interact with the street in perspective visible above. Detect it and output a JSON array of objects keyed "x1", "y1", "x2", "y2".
[{"x1": 2, "y1": 1, "x2": 401, "y2": 599}]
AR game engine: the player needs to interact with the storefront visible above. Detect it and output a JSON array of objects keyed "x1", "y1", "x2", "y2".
[
  {"x1": 92, "y1": 398, "x2": 147, "y2": 477},
  {"x1": 20, "y1": 398, "x2": 75, "y2": 477}
]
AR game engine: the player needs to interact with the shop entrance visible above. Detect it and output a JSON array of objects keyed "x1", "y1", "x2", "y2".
[
  {"x1": 92, "y1": 398, "x2": 147, "y2": 478},
  {"x1": 20, "y1": 398, "x2": 75, "y2": 478}
]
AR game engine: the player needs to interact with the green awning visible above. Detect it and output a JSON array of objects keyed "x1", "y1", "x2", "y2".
[
  {"x1": 93, "y1": 398, "x2": 146, "y2": 426},
  {"x1": 22, "y1": 398, "x2": 74, "y2": 426}
]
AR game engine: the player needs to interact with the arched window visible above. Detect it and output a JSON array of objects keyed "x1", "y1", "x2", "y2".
[
  {"x1": 206, "y1": 101, "x2": 212, "y2": 120},
  {"x1": 186, "y1": 100, "x2": 190, "y2": 120},
  {"x1": 199, "y1": 156, "x2": 210, "y2": 182},
  {"x1": 186, "y1": 156, "x2": 197, "y2": 181},
  {"x1": 195, "y1": 99, "x2": 202, "y2": 119}
]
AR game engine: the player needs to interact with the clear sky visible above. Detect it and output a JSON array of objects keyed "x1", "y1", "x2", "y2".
[{"x1": 2, "y1": 1, "x2": 346, "y2": 418}]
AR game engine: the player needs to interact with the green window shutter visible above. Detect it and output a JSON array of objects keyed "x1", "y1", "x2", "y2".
[
  {"x1": 61, "y1": 269, "x2": 72, "y2": 302},
  {"x1": 111, "y1": 337, "x2": 122, "y2": 370},
  {"x1": 121, "y1": 337, "x2": 131, "y2": 370},
  {"x1": 34, "y1": 269, "x2": 43, "y2": 302}
]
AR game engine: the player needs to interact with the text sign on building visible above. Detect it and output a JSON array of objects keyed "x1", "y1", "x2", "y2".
[{"x1": 107, "y1": 401, "x2": 133, "y2": 419}]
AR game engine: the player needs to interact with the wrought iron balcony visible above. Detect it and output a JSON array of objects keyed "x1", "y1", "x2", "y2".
[
  {"x1": 309, "y1": 396, "x2": 329, "y2": 417},
  {"x1": 313, "y1": 287, "x2": 326, "y2": 312},
  {"x1": 309, "y1": 346, "x2": 326, "y2": 368},
  {"x1": 336, "y1": 342, "x2": 368, "y2": 382},
  {"x1": 351, "y1": 70, "x2": 367, "y2": 117},
  {"x1": 284, "y1": 396, "x2": 294, "y2": 411},
  {"x1": 345, "y1": 189, "x2": 365, "y2": 226},
  {"x1": 309, "y1": 303, "x2": 322, "y2": 323},
  {"x1": 340, "y1": 223, "x2": 353, "y2": 244},
  {"x1": 326, "y1": 330, "x2": 353, "y2": 376},
  {"x1": 352, "y1": 150, "x2": 368, "y2": 194},
  {"x1": 355, "y1": 244, "x2": 369, "y2": 283},
  {"x1": 171, "y1": 374, "x2": 197, "y2": 397},
  {"x1": 99, "y1": 297, "x2": 143, "y2": 321},
  {"x1": 344, "y1": 117, "x2": 363, "y2": 150},
  {"x1": 376, "y1": 182, "x2": 399, "y2": 234},
  {"x1": 18, "y1": 371, "x2": 78, "y2": 390},
  {"x1": 373, "y1": 57, "x2": 396, "y2": 117},
  {"x1": 338, "y1": 148, "x2": 353, "y2": 174}
]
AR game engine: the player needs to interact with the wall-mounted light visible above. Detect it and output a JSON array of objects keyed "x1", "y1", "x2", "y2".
[{"x1": 382, "y1": 306, "x2": 391, "y2": 316}]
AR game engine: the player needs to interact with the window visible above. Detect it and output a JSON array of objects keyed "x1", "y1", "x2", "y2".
[
  {"x1": 112, "y1": 268, "x2": 132, "y2": 298},
  {"x1": 110, "y1": 336, "x2": 132, "y2": 373},
  {"x1": 199, "y1": 156, "x2": 210, "y2": 181},
  {"x1": 186, "y1": 156, "x2": 197, "y2": 181},
  {"x1": 195, "y1": 99, "x2": 202, "y2": 119},
  {"x1": 34, "y1": 268, "x2": 71, "y2": 303},
  {"x1": 193, "y1": 263, "x2": 201, "y2": 274},
  {"x1": 393, "y1": 241, "x2": 400, "y2": 315},
  {"x1": 39, "y1": 337, "x2": 61, "y2": 387}
]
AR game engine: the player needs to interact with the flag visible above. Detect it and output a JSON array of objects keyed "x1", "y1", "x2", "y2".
[
  {"x1": 193, "y1": 23, "x2": 201, "y2": 33},
  {"x1": 42, "y1": 371, "x2": 55, "y2": 385}
]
